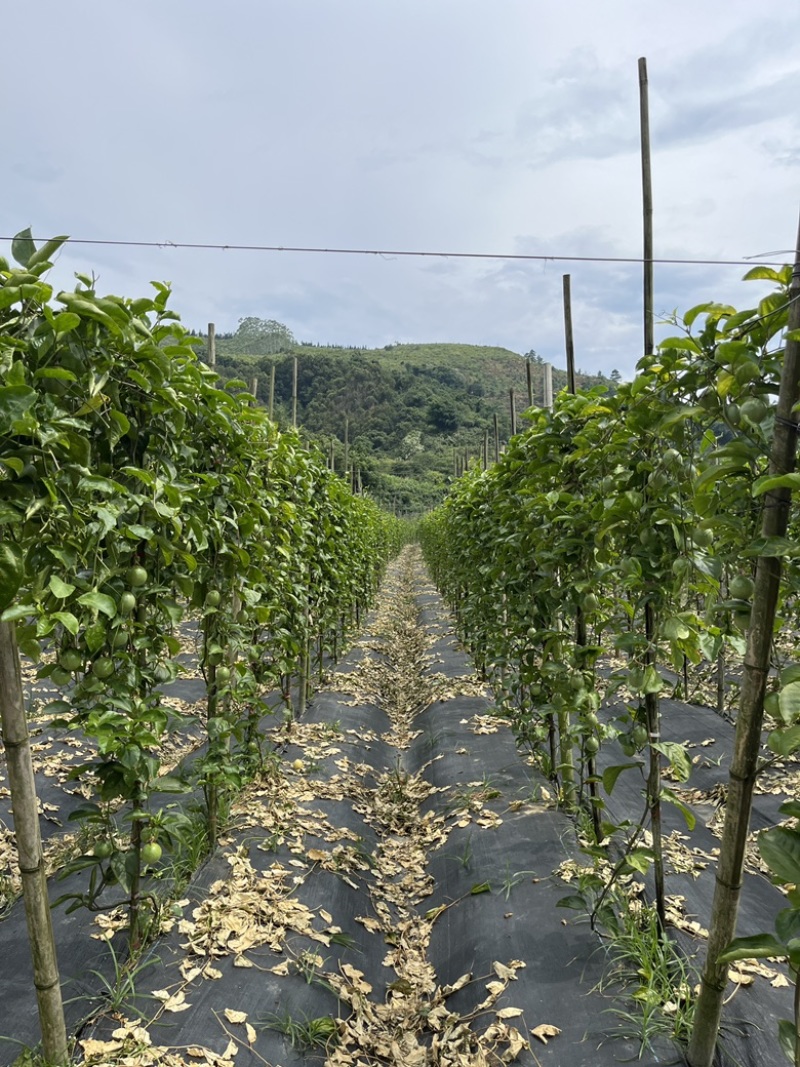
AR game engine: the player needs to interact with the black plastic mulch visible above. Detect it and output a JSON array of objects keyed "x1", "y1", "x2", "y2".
[{"x1": 1, "y1": 560, "x2": 796, "y2": 1066}]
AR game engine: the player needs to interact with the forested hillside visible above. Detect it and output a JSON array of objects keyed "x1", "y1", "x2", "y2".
[{"x1": 196, "y1": 319, "x2": 616, "y2": 513}]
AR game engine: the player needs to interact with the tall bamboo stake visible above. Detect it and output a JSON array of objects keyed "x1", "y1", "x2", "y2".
[
  {"x1": 526, "y1": 360, "x2": 534, "y2": 406},
  {"x1": 543, "y1": 363, "x2": 554, "y2": 409},
  {"x1": 638, "y1": 54, "x2": 665, "y2": 929},
  {"x1": 563, "y1": 275, "x2": 576, "y2": 394},
  {"x1": 688, "y1": 210, "x2": 800, "y2": 1067},
  {"x1": 639, "y1": 58, "x2": 654, "y2": 358},
  {"x1": 563, "y1": 278, "x2": 601, "y2": 836},
  {"x1": 509, "y1": 388, "x2": 517, "y2": 436},
  {"x1": 493, "y1": 413, "x2": 500, "y2": 463},
  {"x1": 249, "y1": 375, "x2": 258, "y2": 403},
  {"x1": 207, "y1": 322, "x2": 216, "y2": 369},
  {"x1": 292, "y1": 356, "x2": 298, "y2": 428},
  {"x1": 0, "y1": 622, "x2": 68, "y2": 1064},
  {"x1": 343, "y1": 417, "x2": 349, "y2": 478},
  {"x1": 268, "y1": 363, "x2": 275, "y2": 420}
]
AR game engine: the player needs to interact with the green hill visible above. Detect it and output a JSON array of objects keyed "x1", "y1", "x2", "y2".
[{"x1": 198, "y1": 323, "x2": 615, "y2": 514}]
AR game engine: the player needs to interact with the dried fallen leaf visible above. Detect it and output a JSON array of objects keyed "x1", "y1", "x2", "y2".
[
  {"x1": 532, "y1": 1024, "x2": 562, "y2": 1044},
  {"x1": 224, "y1": 1008, "x2": 248, "y2": 1024},
  {"x1": 496, "y1": 1007, "x2": 524, "y2": 1019}
]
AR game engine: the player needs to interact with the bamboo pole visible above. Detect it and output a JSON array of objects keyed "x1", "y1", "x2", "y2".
[
  {"x1": 688, "y1": 209, "x2": 800, "y2": 1067},
  {"x1": 526, "y1": 359, "x2": 534, "y2": 406},
  {"x1": 0, "y1": 622, "x2": 68, "y2": 1064},
  {"x1": 343, "y1": 417, "x2": 349, "y2": 478},
  {"x1": 563, "y1": 275, "x2": 576, "y2": 394},
  {"x1": 292, "y1": 356, "x2": 298, "y2": 428},
  {"x1": 493, "y1": 413, "x2": 500, "y2": 463},
  {"x1": 543, "y1": 363, "x2": 553, "y2": 409},
  {"x1": 249, "y1": 375, "x2": 258, "y2": 403},
  {"x1": 207, "y1": 322, "x2": 216, "y2": 369},
  {"x1": 638, "y1": 54, "x2": 666, "y2": 929},
  {"x1": 482, "y1": 429, "x2": 489, "y2": 470},
  {"x1": 269, "y1": 363, "x2": 275, "y2": 420},
  {"x1": 639, "y1": 57, "x2": 654, "y2": 357},
  {"x1": 563, "y1": 280, "x2": 601, "y2": 837},
  {"x1": 510, "y1": 388, "x2": 517, "y2": 436}
]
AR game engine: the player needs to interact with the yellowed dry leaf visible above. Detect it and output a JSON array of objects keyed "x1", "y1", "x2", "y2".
[
  {"x1": 532, "y1": 1023, "x2": 562, "y2": 1044},
  {"x1": 496, "y1": 1006, "x2": 524, "y2": 1019},
  {"x1": 224, "y1": 1008, "x2": 248, "y2": 1023}
]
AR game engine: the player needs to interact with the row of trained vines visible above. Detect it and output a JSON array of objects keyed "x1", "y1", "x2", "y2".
[
  {"x1": 420, "y1": 262, "x2": 800, "y2": 1066},
  {"x1": 0, "y1": 231, "x2": 403, "y2": 1057}
]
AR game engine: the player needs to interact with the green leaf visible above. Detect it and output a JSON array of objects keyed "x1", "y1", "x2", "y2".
[
  {"x1": 652, "y1": 742, "x2": 691, "y2": 783},
  {"x1": 602, "y1": 762, "x2": 640, "y2": 795},
  {"x1": 662, "y1": 787, "x2": 697, "y2": 830},
  {"x1": 759, "y1": 826, "x2": 800, "y2": 885},
  {"x1": 778, "y1": 1019, "x2": 797, "y2": 1063},
  {"x1": 11, "y1": 227, "x2": 35, "y2": 267},
  {"x1": 1, "y1": 602, "x2": 35, "y2": 622},
  {"x1": 41, "y1": 699, "x2": 72, "y2": 717},
  {"x1": 152, "y1": 775, "x2": 190, "y2": 794},
  {"x1": 0, "y1": 385, "x2": 37, "y2": 431},
  {"x1": 642, "y1": 665, "x2": 664, "y2": 695},
  {"x1": 48, "y1": 575, "x2": 76, "y2": 599},
  {"x1": 52, "y1": 311, "x2": 81, "y2": 334},
  {"x1": 752, "y1": 473, "x2": 800, "y2": 498},
  {"x1": 0, "y1": 542, "x2": 24, "y2": 611},
  {"x1": 768, "y1": 725, "x2": 800, "y2": 758},
  {"x1": 52, "y1": 611, "x2": 79, "y2": 636},
  {"x1": 776, "y1": 908, "x2": 800, "y2": 946},
  {"x1": 683, "y1": 302, "x2": 714, "y2": 328},
  {"x1": 470, "y1": 881, "x2": 491, "y2": 895},
  {"x1": 556, "y1": 894, "x2": 587, "y2": 911},
  {"x1": 84, "y1": 621, "x2": 107, "y2": 654},
  {"x1": 27, "y1": 235, "x2": 69, "y2": 268},
  {"x1": 742, "y1": 265, "x2": 785, "y2": 283},
  {"x1": 717, "y1": 932, "x2": 786, "y2": 963},
  {"x1": 34, "y1": 367, "x2": 77, "y2": 382},
  {"x1": 658, "y1": 336, "x2": 701, "y2": 353},
  {"x1": 778, "y1": 682, "x2": 800, "y2": 726},
  {"x1": 77, "y1": 590, "x2": 117, "y2": 618},
  {"x1": 624, "y1": 848, "x2": 653, "y2": 874}
]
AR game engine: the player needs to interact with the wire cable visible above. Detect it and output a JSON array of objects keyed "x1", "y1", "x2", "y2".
[{"x1": 0, "y1": 235, "x2": 794, "y2": 268}]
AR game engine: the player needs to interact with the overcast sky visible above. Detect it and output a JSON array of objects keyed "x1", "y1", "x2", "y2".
[{"x1": 4, "y1": 1, "x2": 799, "y2": 378}]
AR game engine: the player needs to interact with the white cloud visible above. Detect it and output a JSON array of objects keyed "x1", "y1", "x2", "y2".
[{"x1": 2, "y1": 0, "x2": 799, "y2": 378}]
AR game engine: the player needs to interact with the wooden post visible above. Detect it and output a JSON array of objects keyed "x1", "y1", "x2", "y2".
[
  {"x1": 292, "y1": 356, "x2": 298, "y2": 428},
  {"x1": 563, "y1": 275, "x2": 576, "y2": 394},
  {"x1": 249, "y1": 376, "x2": 258, "y2": 403},
  {"x1": 482, "y1": 429, "x2": 488, "y2": 470},
  {"x1": 0, "y1": 622, "x2": 68, "y2": 1064},
  {"x1": 543, "y1": 363, "x2": 554, "y2": 409},
  {"x1": 526, "y1": 359, "x2": 534, "y2": 406},
  {"x1": 493, "y1": 413, "x2": 500, "y2": 463},
  {"x1": 269, "y1": 363, "x2": 276, "y2": 420},
  {"x1": 509, "y1": 388, "x2": 517, "y2": 436},
  {"x1": 343, "y1": 417, "x2": 349, "y2": 479},
  {"x1": 207, "y1": 322, "x2": 216, "y2": 369}
]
